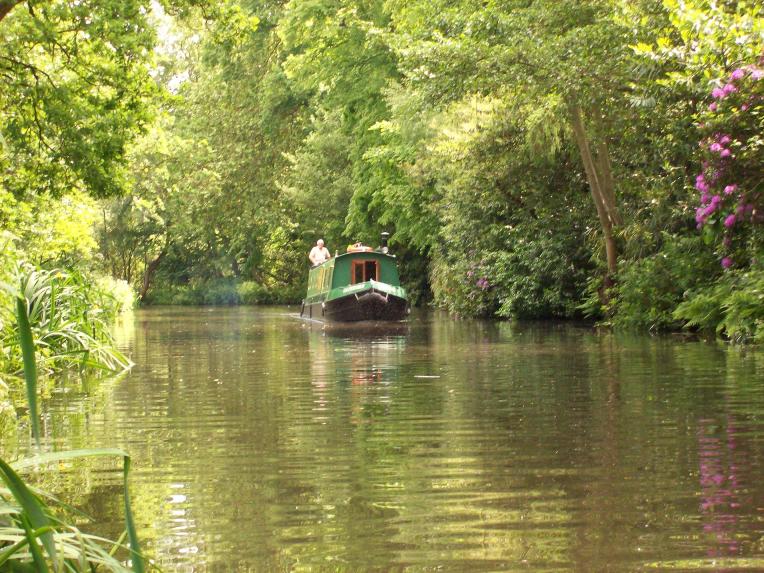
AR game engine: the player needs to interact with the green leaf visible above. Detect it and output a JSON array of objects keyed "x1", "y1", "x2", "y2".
[
  {"x1": 16, "y1": 296, "x2": 40, "y2": 447},
  {"x1": 0, "y1": 457, "x2": 57, "y2": 566},
  {"x1": 123, "y1": 456, "x2": 144, "y2": 573},
  {"x1": 11, "y1": 449, "x2": 145, "y2": 572}
]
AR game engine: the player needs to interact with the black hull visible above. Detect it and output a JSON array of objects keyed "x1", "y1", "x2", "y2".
[{"x1": 301, "y1": 290, "x2": 408, "y2": 322}]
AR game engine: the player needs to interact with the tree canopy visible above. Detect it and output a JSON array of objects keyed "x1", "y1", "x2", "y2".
[{"x1": 1, "y1": 0, "x2": 763, "y2": 339}]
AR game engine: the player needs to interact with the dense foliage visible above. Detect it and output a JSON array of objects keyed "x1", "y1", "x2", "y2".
[
  {"x1": 0, "y1": 2, "x2": 761, "y2": 567},
  {"x1": 2, "y1": 0, "x2": 764, "y2": 349},
  {"x1": 101, "y1": 0, "x2": 760, "y2": 339}
]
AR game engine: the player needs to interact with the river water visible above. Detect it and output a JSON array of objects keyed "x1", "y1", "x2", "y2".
[{"x1": 13, "y1": 307, "x2": 764, "y2": 571}]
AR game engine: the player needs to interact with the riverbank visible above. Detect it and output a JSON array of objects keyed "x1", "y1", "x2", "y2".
[{"x1": 141, "y1": 279, "x2": 302, "y2": 306}]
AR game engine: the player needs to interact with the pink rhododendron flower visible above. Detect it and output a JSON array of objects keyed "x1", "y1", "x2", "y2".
[
  {"x1": 724, "y1": 214, "x2": 736, "y2": 228},
  {"x1": 720, "y1": 149, "x2": 731, "y2": 158},
  {"x1": 730, "y1": 68, "x2": 745, "y2": 80},
  {"x1": 712, "y1": 87, "x2": 725, "y2": 99},
  {"x1": 723, "y1": 184, "x2": 737, "y2": 195},
  {"x1": 741, "y1": 103, "x2": 749, "y2": 111},
  {"x1": 709, "y1": 102, "x2": 717, "y2": 111},
  {"x1": 710, "y1": 143, "x2": 722, "y2": 152},
  {"x1": 719, "y1": 135, "x2": 731, "y2": 145},
  {"x1": 723, "y1": 83, "x2": 737, "y2": 94},
  {"x1": 721, "y1": 257, "x2": 733, "y2": 269}
]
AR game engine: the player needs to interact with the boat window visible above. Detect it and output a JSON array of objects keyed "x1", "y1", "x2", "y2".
[{"x1": 351, "y1": 260, "x2": 379, "y2": 284}]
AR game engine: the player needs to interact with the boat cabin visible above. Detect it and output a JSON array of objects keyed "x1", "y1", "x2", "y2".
[{"x1": 305, "y1": 250, "x2": 402, "y2": 304}]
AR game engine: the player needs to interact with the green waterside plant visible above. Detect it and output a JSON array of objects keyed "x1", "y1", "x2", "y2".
[
  {"x1": 1, "y1": 266, "x2": 132, "y2": 377},
  {"x1": 0, "y1": 268, "x2": 146, "y2": 571},
  {"x1": 0, "y1": 450, "x2": 145, "y2": 572}
]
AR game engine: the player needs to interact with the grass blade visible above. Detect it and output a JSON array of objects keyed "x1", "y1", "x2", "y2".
[
  {"x1": 11, "y1": 449, "x2": 146, "y2": 572},
  {"x1": 12, "y1": 449, "x2": 129, "y2": 471},
  {"x1": 20, "y1": 516, "x2": 50, "y2": 573},
  {"x1": 16, "y1": 295, "x2": 40, "y2": 447},
  {"x1": 0, "y1": 536, "x2": 31, "y2": 565},
  {"x1": 0, "y1": 457, "x2": 57, "y2": 566},
  {"x1": 122, "y1": 456, "x2": 144, "y2": 573}
]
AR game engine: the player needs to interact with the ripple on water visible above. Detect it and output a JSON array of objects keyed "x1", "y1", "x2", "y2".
[{"x1": 10, "y1": 309, "x2": 764, "y2": 572}]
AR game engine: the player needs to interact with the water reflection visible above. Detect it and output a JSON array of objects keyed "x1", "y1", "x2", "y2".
[{"x1": 2, "y1": 308, "x2": 763, "y2": 571}]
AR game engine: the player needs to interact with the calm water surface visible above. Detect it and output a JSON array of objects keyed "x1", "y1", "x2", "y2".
[{"x1": 10, "y1": 307, "x2": 764, "y2": 571}]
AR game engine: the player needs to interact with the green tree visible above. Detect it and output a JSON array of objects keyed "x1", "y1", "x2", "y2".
[{"x1": 382, "y1": 0, "x2": 649, "y2": 284}]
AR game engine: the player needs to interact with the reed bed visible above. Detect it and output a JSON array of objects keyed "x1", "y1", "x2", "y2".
[{"x1": 0, "y1": 266, "x2": 146, "y2": 571}]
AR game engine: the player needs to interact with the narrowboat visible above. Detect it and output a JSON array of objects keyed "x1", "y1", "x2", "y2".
[{"x1": 300, "y1": 233, "x2": 409, "y2": 322}]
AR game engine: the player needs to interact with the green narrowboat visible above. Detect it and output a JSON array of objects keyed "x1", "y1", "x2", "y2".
[{"x1": 300, "y1": 235, "x2": 408, "y2": 322}]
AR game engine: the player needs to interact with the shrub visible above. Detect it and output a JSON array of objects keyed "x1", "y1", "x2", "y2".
[
  {"x1": 611, "y1": 235, "x2": 719, "y2": 330},
  {"x1": 237, "y1": 281, "x2": 272, "y2": 305},
  {"x1": 97, "y1": 276, "x2": 136, "y2": 313},
  {"x1": 144, "y1": 280, "x2": 302, "y2": 306},
  {"x1": 1, "y1": 266, "x2": 132, "y2": 375},
  {"x1": 674, "y1": 268, "x2": 764, "y2": 343},
  {"x1": 142, "y1": 284, "x2": 202, "y2": 305},
  {"x1": 431, "y1": 222, "x2": 591, "y2": 319},
  {"x1": 693, "y1": 62, "x2": 764, "y2": 269},
  {"x1": 201, "y1": 280, "x2": 240, "y2": 305}
]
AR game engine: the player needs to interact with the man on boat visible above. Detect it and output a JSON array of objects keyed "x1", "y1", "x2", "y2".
[{"x1": 309, "y1": 239, "x2": 331, "y2": 266}]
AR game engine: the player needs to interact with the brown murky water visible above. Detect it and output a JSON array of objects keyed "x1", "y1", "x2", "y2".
[{"x1": 13, "y1": 307, "x2": 764, "y2": 571}]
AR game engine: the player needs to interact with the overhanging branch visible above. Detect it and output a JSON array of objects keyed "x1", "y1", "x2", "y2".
[{"x1": 0, "y1": 0, "x2": 23, "y2": 24}]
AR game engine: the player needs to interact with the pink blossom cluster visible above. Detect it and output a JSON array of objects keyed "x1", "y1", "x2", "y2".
[
  {"x1": 707, "y1": 133, "x2": 733, "y2": 158},
  {"x1": 695, "y1": 63, "x2": 764, "y2": 269},
  {"x1": 708, "y1": 65, "x2": 763, "y2": 112},
  {"x1": 466, "y1": 260, "x2": 491, "y2": 292}
]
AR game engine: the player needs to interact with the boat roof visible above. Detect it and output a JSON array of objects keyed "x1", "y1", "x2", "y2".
[{"x1": 334, "y1": 250, "x2": 396, "y2": 260}]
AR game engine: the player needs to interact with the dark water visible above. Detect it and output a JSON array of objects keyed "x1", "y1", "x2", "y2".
[{"x1": 15, "y1": 308, "x2": 764, "y2": 570}]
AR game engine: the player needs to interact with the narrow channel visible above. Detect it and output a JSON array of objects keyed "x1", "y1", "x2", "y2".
[{"x1": 25, "y1": 308, "x2": 764, "y2": 571}]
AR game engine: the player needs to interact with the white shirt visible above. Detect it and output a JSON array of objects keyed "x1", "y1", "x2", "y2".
[{"x1": 309, "y1": 246, "x2": 331, "y2": 266}]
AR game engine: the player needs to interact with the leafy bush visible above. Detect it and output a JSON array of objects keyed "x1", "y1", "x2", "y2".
[
  {"x1": 431, "y1": 219, "x2": 592, "y2": 319},
  {"x1": 97, "y1": 276, "x2": 136, "y2": 313},
  {"x1": 1, "y1": 266, "x2": 132, "y2": 375},
  {"x1": 674, "y1": 269, "x2": 764, "y2": 343},
  {"x1": 234, "y1": 280, "x2": 302, "y2": 305},
  {"x1": 202, "y1": 280, "x2": 240, "y2": 305},
  {"x1": 611, "y1": 235, "x2": 719, "y2": 330},
  {"x1": 143, "y1": 284, "x2": 201, "y2": 306},
  {"x1": 238, "y1": 281, "x2": 276, "y2": 304},
  {"x1": 491, "y1": 231, "x2": 591, "y2": 319},
  {"x1": 692, "y1": 61, "x2": 764, "y2": 270},
  {"x1": 431, "y1": 255, "x2": 498, "y2": 318},
  {"x1": 144, "y1": 280, "x2": 303, "y2": 306}
]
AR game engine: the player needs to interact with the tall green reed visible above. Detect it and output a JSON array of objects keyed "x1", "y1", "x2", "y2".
[
  {"x1": 0, "y1": 450, "x2": 145, "y2": 572},
  {"x1": 0, "y1": 266, "x2": 146, "y2": 571},
  {"x1": 11, "y1": 266, "x2": 132, "y2": 373}
]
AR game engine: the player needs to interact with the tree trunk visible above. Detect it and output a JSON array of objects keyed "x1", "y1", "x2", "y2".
[
  {"x1": 139, "y1": 250, "x2": 165, "y2": 302},
  {"x1": 0, "y1": 1, "x2": 22, "y2": 23},
  {"x1": 595, "y1": 139, "x2": 622, "y2": 226},
  {"x1": 569, "y1": 103, "x2": 620, "y2": 288}
]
